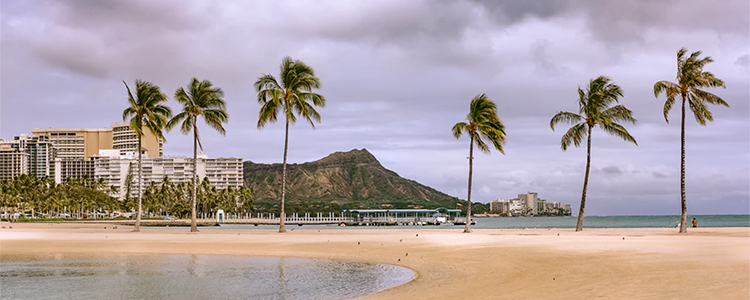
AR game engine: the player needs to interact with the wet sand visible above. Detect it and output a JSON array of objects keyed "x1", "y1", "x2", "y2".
[{"x1": 1, "y1": 222, "x2": 748, "y2": 300}]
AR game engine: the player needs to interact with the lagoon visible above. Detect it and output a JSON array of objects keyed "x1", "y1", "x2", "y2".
[{"x1": 0, "y1": 255, "x2": 414, "y2": 300}]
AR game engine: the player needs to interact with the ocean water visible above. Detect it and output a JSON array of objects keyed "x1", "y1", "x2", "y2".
[
  {"x1": 468, "y1": 214, "x2": 750, "y2": 229},
  {"x1": 210, "y1": 214, "x2": 749, "y2": 230},
  {"x1": 0, "y1": 255, "x2": 414, "y2": 300}
]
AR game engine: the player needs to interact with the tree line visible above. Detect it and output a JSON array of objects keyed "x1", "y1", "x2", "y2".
[{"x1": 0, "y1": 174, "x2": 252, "y2": 221}]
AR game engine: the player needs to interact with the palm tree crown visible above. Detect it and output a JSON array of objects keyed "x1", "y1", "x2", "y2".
[
  {"x1": 255, "y1": 56, "x2": 325, "y2": 233},
  {"x1": 452, "y1": 94, "x2": 507, "y2": 155},
  {"x1": 122, "y1": 79, "x2": 171, "y2": 232},
  {"x1": 550, "y1": 76, "x2": 637, "y2": 149},
  {"x1": 452, "y1": 94, "x2": 506, "y2": 233},
  {"x1": 168, "y1": 78, "x2": 229, "y2": 147},
  {"x1": 654, "y1": 48, "x2": 728, "y2": 125},
  {"x1": 167, "y1": 77, "x2": 228, "y2": 232},
  {"x1": 255, "y1": 56, "x2": 326, "y2": 129},
  {"x1": 122, "y1": 80, "x2": 172, "y2": 142}
]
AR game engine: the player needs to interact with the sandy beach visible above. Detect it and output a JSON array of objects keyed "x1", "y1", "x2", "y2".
[{"x1": 1, "y1": 222, "x2": 748, "y2": 300}]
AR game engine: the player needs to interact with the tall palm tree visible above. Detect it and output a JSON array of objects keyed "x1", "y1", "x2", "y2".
[
  {"x1": 255, "y1": 57, "x2": 326, "y2": 233},
  {"x1": 123, "y1": 79, "x2": 171, "y2": 232},
  {"x1": 452, "y1": 94, "x2": 506, "y2": 233},
  {"x1": 551, "y1": 76, "x2": 637, "y2": 231},
  {"x1": 167, "y1": 78, "x2": 228, "y2": 232},
  {"x1": 654, "y1": 48, "x2": 727, "y2": 233}
]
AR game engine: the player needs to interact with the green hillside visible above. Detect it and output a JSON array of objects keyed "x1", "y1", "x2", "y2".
[{"x1": 243, "y1": 149, "x2": 486, "y2": 213}]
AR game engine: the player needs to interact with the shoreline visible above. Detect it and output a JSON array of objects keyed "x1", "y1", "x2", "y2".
[{"x1": 1, "y1": 222, "x2": 748, "y2": 299}]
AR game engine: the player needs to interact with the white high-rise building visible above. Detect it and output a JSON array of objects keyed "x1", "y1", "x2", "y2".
[
  {"x1": 0, "y1": 140, "x2": 29, "y2": 180},
  {"x1": 94, "y1": 150, "x2": 243, "y2": 199}
]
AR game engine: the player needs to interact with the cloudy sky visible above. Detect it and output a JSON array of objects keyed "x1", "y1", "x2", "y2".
[{"x1": 2, "y1": 0, "x2": 748, "y2": 215}]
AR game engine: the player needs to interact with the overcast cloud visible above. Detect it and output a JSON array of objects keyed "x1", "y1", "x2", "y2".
[{"x1": 2, "y1": 0, "x2": 748, "y2": 215}]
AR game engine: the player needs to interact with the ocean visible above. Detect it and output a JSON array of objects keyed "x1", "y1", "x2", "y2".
[{"x1": 210, "y1": 214, "x2": 749, "y2": 230}]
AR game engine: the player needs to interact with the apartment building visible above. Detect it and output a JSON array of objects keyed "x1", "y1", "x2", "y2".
[
  {"x1": 111, "y1": 122, "x2": 162, "y2": 157},
  {"x1": 4, "y1": 134, "x2": 56, "y2": 178},
  {"x1": 94, "y1": 150, "x2": 243, "y2": 199},
  {"x1": 0, "y1": 140, "x2": 29, "y2": 180},
  {"x1": 518, "y1": 192, "x2": 539, "y2": 215},
  {"x1": 489, "y1": 198, "x2": 509, "y2": 214},
  {"x1": 488, "y1": 192, "x2": 572, "y2": 216},
  {"x1": 30, "y1": 127, "x2": 111, "y2": 159},
  {"x1": 53, "y1": 157, "x2": 97, "y2": 184}
]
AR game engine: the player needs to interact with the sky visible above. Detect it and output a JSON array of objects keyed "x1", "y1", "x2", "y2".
[{"x1": 1, "y1": 0, "x2": 748, "y2": 215}]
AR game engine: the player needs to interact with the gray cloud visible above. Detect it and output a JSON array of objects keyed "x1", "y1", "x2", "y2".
[
  {"x1": 601, "y1": 166, "x2": 623, "y2": 175},
  {"x1": 736, "y1": 55, "x2": 750, "y2": 71},
  {"x1": 1, "y1": 0, "x2": 747, "y2": 215}
]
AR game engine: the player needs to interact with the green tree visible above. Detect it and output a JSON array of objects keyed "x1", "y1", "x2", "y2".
[
  {"x1": 122, "y1": 79, "x2": 172, "y2": 232},
  {"x1": 550, "y1": 76, "x2": 637, "y2": 231},
  {"x1": 452, "y1": 94, "x2": 506, "y2": 233},
  {"x1": 167, "y1": 78, "x2": 228, "y2": 232},
  {"x1": 654, "y1": 48, "x2": 728, "y2": 233},
  {"x1": 255, "y1": 57, "x2": 326, "y2": 233}
]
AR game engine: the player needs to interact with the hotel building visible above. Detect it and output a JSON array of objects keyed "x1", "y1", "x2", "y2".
[
  {"x1": 94, "y1": 150, "x2": 243, "y2": 199},
  {"x1": 0, "y1": 140, "x2": 30, "y2": 180}
]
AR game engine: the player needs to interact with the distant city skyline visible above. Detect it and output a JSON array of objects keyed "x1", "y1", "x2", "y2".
[{"x1": 1, "y1": 0, "x2": 748, "y2": 215}]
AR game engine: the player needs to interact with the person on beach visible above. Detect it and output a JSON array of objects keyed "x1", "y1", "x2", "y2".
[{"x1": 692, "y1": 218, "x2": 697, "y2": 228}]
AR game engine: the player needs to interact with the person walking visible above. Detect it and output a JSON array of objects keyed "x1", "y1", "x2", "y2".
[{"x1": 692, "y1": 218, "x2": 697, "y2": 228}]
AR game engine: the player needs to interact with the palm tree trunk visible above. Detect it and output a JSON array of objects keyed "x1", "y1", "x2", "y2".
[
  {"x1": 279, "y1": 119, "x2": 289, "y2": 233},
  {"x1": 134, "y1": 135, "x2": 142, "y2": 232},
  {"x1": 679, "y1": 97, "x2": 687, "y2": 233},
  {"x1": 464, "y1": 135, "x2": 474, "y2": 233},
  {"x1": 576, "y1": 126, "x2": 593, "y2": 232},
  {"x1": 190, "y1": 121, "x2": 199, "y2": 232}
]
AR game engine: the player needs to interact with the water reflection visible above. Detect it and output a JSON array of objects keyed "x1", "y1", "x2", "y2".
[{"x1": 0, "y1": 255, "x2": 414, "y2": 300}]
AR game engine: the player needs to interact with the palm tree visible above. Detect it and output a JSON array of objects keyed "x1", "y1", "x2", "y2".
[
  {"x1": 550, "y1": 76, "x2": 637, "y2": 231},
  {"x1": 255, "y1": 57, "x2": 326, "y2": 233},
  {"x1": 123, "y1": 79, "x2": 171, "y2": 232},
  {"x1": 654, "y1": 48, "x2": 727, "y2": 233},
  {"x1": 167, "y1": 78, "x2": 228, "y2": 232},
  {"x1": 452, "y1": 94, "x2": 506, "y2": 233}
]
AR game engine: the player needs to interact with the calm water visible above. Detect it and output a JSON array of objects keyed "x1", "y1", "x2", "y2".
[
  {"x1": 0, "y1": 255, "x2": 414, "y2": 300},
  {"x1": 212, "y1": 214, "x2": 750, "y2": 230}
]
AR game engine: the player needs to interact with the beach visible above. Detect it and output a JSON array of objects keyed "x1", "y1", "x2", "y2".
[{"x1": 1, "y1": 222, "x2": 748, "y2": 300}]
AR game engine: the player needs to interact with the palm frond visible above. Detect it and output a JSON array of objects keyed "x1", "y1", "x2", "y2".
[
  {"x1": 600, "y1": 123, "x2": 637, "y2": 145},
  {"x1": 550, "y1": 111, "x2": 582, "y2": 130},
  {"x1": 452, "y1": 122, "x2": 467, "y2": 139},
  {"x1": 601, "y1": 105, "x2": 637, "y2": 125},
  {"x1": 560, "y1": 123, "x2": 587, "y2": 151}
]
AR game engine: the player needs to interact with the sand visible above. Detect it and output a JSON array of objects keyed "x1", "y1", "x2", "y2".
[{"x1": 1, "y1": 222, "x2": 748, "y2": 300}]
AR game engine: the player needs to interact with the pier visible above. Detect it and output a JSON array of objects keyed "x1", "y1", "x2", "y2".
[{"x1": 209, "y1": 208, "x2": 464, "y2": 226}]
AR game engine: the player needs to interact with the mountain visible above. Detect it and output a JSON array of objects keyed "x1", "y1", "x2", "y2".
[{"x1": 243, "y1": 149, "x2": 472, "y2": 212}]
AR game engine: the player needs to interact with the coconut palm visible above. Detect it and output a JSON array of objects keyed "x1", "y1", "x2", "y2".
[
  {"x1": 551, "y1": 76, "x2": 637, "y2": 231},
  {"x1": 255, "y1": 57, "x2": 326, "y2": 233},
  {"x1": 167, "y1": 78, "x2": 228, "y2": 232},
  {"x1": 123, "y1": 79, "x2": 171, "y2": 232},
  {"x1": 452, "y1": 94, "x2": 506, "y2": 233},
  {"x1": 654, "y1": 48, "x2": 727, "y2": 233}
]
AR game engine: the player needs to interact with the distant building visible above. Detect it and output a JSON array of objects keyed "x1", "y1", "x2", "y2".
[
  {"x1": 508, "y1": 198, "x2": 525, "y2": 215},
  {"x1": 94, "y1": 150, "x2": 243, "y2": 199},
  {"x1": 489, "y1": 192, "x2": 571, "y2": 217},
  {"x1": 53, "y1": 157, "x2": 97, "y2": 184},
  {"x1": 518, "y1": 192, "x2": 539, "y2": 215},
  {"x1": 0, "y1": 134, "x2": 57, "y2": 180},
  {"x1": 111, "y1": 122, "x2": 163, "y2": 157},
  {"x1": 31, "y1": 127, "x2": 112, "y2": 160},
  {"x1": 0, "y1": 140, "x2": 29, "y2": 180},
  {"x1": 31, "y1": 122, "x2": 162, "y2": 160},
  {"x1": 489, "y1": 198, "x2": 510, "y2": 214}
]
